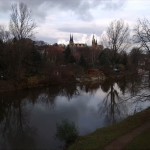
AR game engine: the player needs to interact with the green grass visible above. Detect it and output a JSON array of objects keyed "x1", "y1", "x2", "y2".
[
  {"x1": 125, "y1": 129, "x2": 150, "y2": 150},
  {"x1": 69, "y1": 107, "x2": 150, "y2": 150}
]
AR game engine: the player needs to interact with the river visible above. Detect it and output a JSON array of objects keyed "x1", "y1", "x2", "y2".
[{"x1": 0, "y1": 75, "x2": 150, "y2": 150}]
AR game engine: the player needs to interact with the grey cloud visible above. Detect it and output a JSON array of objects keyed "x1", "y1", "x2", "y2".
[
  {"x1": 0, "y1": 0, "x2": 127, "y2": 21},
  {"x1": 36, "y1": 36, "x2": 58, "y2": 44},
  {"x1": 58, "y1": 25, "x2": 105, "y2": 35},
  {"x1": 0, "y1": 1, "x2": 11, "y2": 11},
  {"x1": 103, "y1": 0, "x2": 126, "y2": 10}
]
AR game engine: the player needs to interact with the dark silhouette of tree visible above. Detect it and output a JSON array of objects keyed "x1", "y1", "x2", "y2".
[
  {"x1": 9, "y1": 2, "x2": 36, "y2": 40},
  {"x1": 98, "y1": 49, "x2": 111, "y2": 67},
  {"x1": 0, "y1": 93, "x2": 36, "y2": 149},
  {"x1": 134, "y1": 18, "x2": 150, "y2": 53},
  {"x1": 64, "y1": 45, "x2": 71, "y2": 63},
  {"x1": 5, "y1": 2, "x2": 38, "y2": 80},
  {"x1": 23, "y1": 42, "x2": 42, "y2": 75},
  {"x1": 0, "y1": 25, "x2": 10, "y2": 43},
  {"x1": 129, "y1": 48, "x2": 143, "y2": 71},
  {"x1": 103, "y1": 20, "x2": 130, "y2": 67},
  {"x1": 100, "y1": 82, "x2": 123, "y2": 124},
  {"x1": 134, "y1": 18, "x2": 150, "y2": 84},
  {"x1": 79, "y1": 55, "x2": 87, "y2": 68},
  {"x1": 0, "y1": 25, "x2": 11, "y2": 76},
  {"x1": 120, "y1": 51, "x2": 128, "y2": 67},
  {"x1": 64, "y1": 45, "x2": 76, "y2": 64}
]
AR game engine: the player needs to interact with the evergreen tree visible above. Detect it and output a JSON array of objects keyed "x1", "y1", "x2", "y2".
[
  {"x1": 64, "y1": 45, "x2": 76, "y2": 63},
  {"x1": 98, "y1": 50, "x2": 110, "y2": 67},
  {"x1": 64, "y1": 45, "x2": 71, "y2": 63},
  {"x1": 79, "y1": 55, "x2": 86, "y2": 68}
]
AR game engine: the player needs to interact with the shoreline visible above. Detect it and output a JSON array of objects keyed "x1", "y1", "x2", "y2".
[
  {"x1": 0, "y1": 71, "x2": 137, "y2": 93},
  {"x1": 69, "y1": 107, "x2": 150, "y2": 150},
  {"x1": 0, "y1": 79, "x2": 77, "y2": 93}
]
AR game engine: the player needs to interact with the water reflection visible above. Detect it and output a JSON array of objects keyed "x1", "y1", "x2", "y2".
[
  {"x1": 100, "y1": 79, "x2": 123, "y2": 124},
  {"x1": 0, "y1": 92, "x2": 36, "y2": 150},
  {"x1": 127, "y1": 75, "x2": 142, "y2": 97},
  {"x1": 0, "y1": 75, "x2": 149, "y2": 150}
]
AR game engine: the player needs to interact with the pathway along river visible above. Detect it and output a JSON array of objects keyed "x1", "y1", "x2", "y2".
[{"x1": 0, "y1": 75, "x2": 150, "y2": 150}]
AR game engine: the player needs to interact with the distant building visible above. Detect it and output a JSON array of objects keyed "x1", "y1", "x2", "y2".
[
  {"x1": 66, "y1": 34, "x2": 103, "y2": 64},
  {"x1": 69, "y1": 34, "x2": 74, "y2": 46},
  {"x1": 69, "y1": 34, "x2": 87, "y2": 47},
  {"x1": 91, "y1": 35, "x2": 103, "y2": 50},
  {"x1": 92, "y1": 35, "x2": 97, "y2": 47},
  {"x1": 68, "y1": 34, "x2": 103, "y2": 50}
]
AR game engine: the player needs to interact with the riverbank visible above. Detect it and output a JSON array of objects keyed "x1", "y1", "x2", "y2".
[
  {"x1": 0, "y1": 75, "x2": 77, "y2": 93},
  {"x1": 0, "y1": 70, "x2": 132, "y2": 93},
  {"x1": 0, "y1": 69, "x2": 139, "y2": 93},
  {"x1": 69, "y1": 107, "x2": 150, "y2": 150}
]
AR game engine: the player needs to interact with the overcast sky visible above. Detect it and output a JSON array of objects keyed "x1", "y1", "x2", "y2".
[{"x1": 0, "y1": 0, "x2": 150, "y2": 45}]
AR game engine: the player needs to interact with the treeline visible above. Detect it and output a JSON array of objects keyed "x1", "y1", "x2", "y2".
[
  {"x1": 0, "y1": 2, "x2": 150, "y2": 86},
  {"x1": 0, "y1": 36, "x2": 148, "y2": 81},
  {"x1": 64, "y1": 45, "x2": 148, "y2": 73}
]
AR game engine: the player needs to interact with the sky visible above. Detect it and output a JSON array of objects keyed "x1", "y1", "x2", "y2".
[{"x1": 0, "y1": 0, "x2": 150, "y2": 45}]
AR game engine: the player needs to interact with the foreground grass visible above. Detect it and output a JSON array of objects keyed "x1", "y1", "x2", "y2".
[
  {"x1": 69, "y1": 107, "x2": 150, "y2": 150},
  {"x1": 125, "y1": 128, "x2": 150, "y2": 150}
]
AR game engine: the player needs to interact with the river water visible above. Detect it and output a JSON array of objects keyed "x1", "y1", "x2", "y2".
[{"x1": 0, "y1": 76, "x2": 150, "y2": 150}]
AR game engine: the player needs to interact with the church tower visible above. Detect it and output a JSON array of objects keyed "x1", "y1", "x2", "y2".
[
  {"x1": 69, "y1": 34, "x2": 74, "y2": 45},
  {"x1": 92, "y1": 35, "x2": 97, "y2": 47}
]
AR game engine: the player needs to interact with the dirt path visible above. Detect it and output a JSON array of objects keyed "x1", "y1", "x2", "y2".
[{"x1": 104, "y1": 121, "x2": 150, "y2": 150}]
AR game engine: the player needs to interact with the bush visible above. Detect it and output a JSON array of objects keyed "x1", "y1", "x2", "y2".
[
  {"x1": 27, "y1": 76, "x2": 39, "y2": 86},
  {"x1": 56, "y1": 120, "x2": 78, "y2": 144}
]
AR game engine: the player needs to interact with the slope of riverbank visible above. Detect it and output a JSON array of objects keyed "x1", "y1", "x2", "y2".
[
  {"x1": 69, "y1": 107, "x2": 150, "y2": 150},
  {"x1": 0, "y1": 75, "x2": 77, "y2": 93},
  {"x1": 0, "y1": 70, "x2": 129, "y2": 93}
]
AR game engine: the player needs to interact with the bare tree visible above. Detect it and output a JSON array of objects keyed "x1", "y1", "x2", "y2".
[
  {"x1": 129, "y1": 47, "x2": 143, "y2": 71},
  {"x1": 9, "y1": 3, "x2": 36, "y2": 79},
  {"x1": 9, "y1": 2, "x2": 36, "y2": 40},
  {"x1": 133, "y1": 18, "x2": 150, "y2": 99},
  {"x1": 102, "y1": 20, "x2": 130, "y2": 67},
  {"x1": 0, "y1": 25, "x2": 10, "y2": 43},
  {"x1": 104, "y1": 19, "x2": 130, "y2": 53},
  {"x1": 134, "y1": 18, "x2": 150, "y2": 53}
]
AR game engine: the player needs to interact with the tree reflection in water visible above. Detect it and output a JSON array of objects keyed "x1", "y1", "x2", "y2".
[
  {"x1": 0, "y1": 92, "x2": 36, "y2": 150},
  {"x1": 100, "y1": 79, "x2": 124, "y2": 124},
  {"x1": 126, "y1": 75, "x2": 142, "y2": 97},
  {"x1": 0, "y1": 85, "x2": 80, "y2": 149},
  {"x1": 99, "y1": 75, "x2": 149, "y2": 125},
  {"x1": 61, "y1": 84, "x2": 79, "y2": 100},
  {"x1": 37, "y1": 84, "x2": 80, "y2": 109},
  {"x1": 78, "y1": 82, "x2": 101, "y2": 96},
  {"x1": 0, "y1": 76, "x2": 149, "y2": 149}
]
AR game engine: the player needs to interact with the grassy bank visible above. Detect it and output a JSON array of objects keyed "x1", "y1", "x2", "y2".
[
  {"x1": 69, "y1": 107, "x2": 150, "y2": 150},
  {"x1": 125, "y1": 128, "x2": 150, "y2": 150}
]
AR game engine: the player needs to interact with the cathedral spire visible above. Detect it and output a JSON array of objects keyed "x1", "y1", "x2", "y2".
[
  {"x1": 92, "y1": 34, "x2": 95, "y2": 46},
  {"x1": 92, "y1": 35, "x2": 95, "y2": 42},
  {"x1": 92, "y1": 34, "x2": 97, "y2": 47},
  {"x1": 70, "y1": 34, "x2": 72, "y2": 43},
  {"x1": 69, "y1": 34, "x2": 74, "y2": 45},
  {"x1": 72, "y1": 34, "x2": 74, "y2": 43}
]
